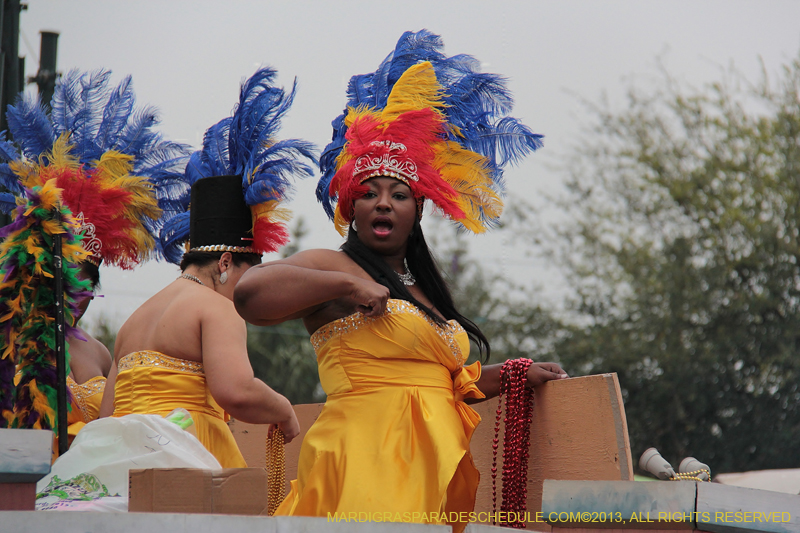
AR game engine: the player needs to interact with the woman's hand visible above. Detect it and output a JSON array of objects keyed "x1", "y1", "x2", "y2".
[
  {"x1": 272, "y1": 409, "x2": 301, "y2": 444},
  {"x1": 526, "y1": 362, "x2": 569, "y2": 388},
  {"x1": 348, "y1": 277, "x2": 390, "y2": 317}
]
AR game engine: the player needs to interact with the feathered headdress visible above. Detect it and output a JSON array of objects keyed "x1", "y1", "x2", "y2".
[
  {"x1": 318, "y1": 30, "x2": 543, "y2": 235},
  {"x1": 159, "y1": 67, "x2": 318, "y2": 264},
  {"x1": 0, "y1": 181, "x2": 90, "y2": 430},
  {"x1": 0, "y1": 70, "x2": 187, "y2": 432},
  {"x1": 0, "y1": 69, "x2": 190, "y2": 268}
]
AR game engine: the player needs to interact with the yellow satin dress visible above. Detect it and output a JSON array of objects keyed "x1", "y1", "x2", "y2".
[
  {"x1": 67, "y1": 375, "x2": 105, "y2": 439},
  {"x1": 276, "y1": 299, "x2": 484, "y2": 531},
  {"x1": 13, "y1": 373, "x2": 104, "y2": 460},
  {"x1": 112, "y1": 351, "x2": 247, "y2": 468}
]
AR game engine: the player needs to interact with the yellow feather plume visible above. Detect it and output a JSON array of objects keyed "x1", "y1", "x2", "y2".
[
  {"x1": 251, "y1": 200, "x2": 291, "y2": 226},
  {"x1": 381, "y1": 62, "x2": 446, "y2": 123},
  {"x1": 45, "y1": 134, "x2": 80, "y2": 169},
  {"x1": 27, "y1": 380, "x2": 57, "y2": 427},
  {"x1": 432, "y1": 141, "x2": 501, "y2": 233},
  {"x1": 333, "y1": 205, "x2": 349, "y2": 237}
]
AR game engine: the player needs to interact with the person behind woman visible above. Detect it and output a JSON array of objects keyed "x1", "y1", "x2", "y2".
[
  {"x1": 234, "y1": 31, "x2": 567, "y2": 530},
  {"x1": 0, "y1": 69, "x2": 187, "y2": 453},
  {"x1": 99, "y1": 66, "x2": 317, "y2": 467},
  {"x1": 63, "y1": 260, "x2": 111, "y2": 440},
  {"x1": 100, "y1": 176, "x2": 301, "y2": 467}
]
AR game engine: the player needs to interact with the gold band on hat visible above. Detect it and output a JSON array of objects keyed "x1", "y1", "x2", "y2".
[{"x1": 189, "y1": 244, "x2": 258, "y2": 254}]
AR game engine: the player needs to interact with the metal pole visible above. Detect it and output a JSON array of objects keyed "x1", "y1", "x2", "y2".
[
  {"x1": 37, "y1": 31, "x2": 58, "y2": 108},
  {"x1": 0, "y1": 0, "x2": 22, "y2": 134},
  {"x1": 53, "y1": 234, "x2": 68, "y2": 455}
]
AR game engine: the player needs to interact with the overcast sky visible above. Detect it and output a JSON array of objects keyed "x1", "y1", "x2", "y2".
[{"x1": 18, "y1": 0, "x2": 800, "y2": 331}]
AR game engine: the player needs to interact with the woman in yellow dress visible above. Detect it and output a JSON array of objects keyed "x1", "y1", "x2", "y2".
[
  {"x1": 234, "y1": 31, "x2": 567, "y2": 531},
  {"x1": 101, "y1": 237, "x2": 300, "y2": 467},
  {"x1": 100, "y1": 178, "x2": 301, "y2": 467},
  {"x1": 64, "y1": 261, "x2": 111, "y2": 441},
  {"x1": 100, "y1": 66, "x2": 316, "y2": 467}
]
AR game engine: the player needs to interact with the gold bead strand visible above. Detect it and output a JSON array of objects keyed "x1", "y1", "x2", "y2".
[
  {"x1": 671, "y1": 469, "x2": 710, "y2": 482},
  {"x1": 266, "y1": 428, "x2": 286, "y2": 515}
]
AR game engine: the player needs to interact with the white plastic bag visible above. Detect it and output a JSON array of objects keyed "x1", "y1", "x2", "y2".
[{"x1": 37, "y1": 413, "x2": 221, "y2": 503}]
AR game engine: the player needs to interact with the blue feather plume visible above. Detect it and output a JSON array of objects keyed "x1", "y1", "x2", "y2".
[
  {"x1": 159, "y1": 67, "x2": 318, "y2": 264},
  {"x1": 95, "y1": 75, "x2": 135, "y2": 151},
  {"x1": 6, "y1": 94, "x2": 55, "y2": 159},
  {"x1": 0, "y1": 132, "x2": 22, "y2": 197},
  {"x1": 318, "y1": 29, "x2": 543, "y2": 219},
  {"x1": 0, "y1": 164, "x2": 23, "y2": 196},
  {"x1": 0, "y1": 192, "x2": 17, "y2": 214},
  {"x1": 0, "y1": 134, "x2": 20, "y2": 163},
  {"x1": 159, "y1": 212, "x2": 191, "y2": 265}
]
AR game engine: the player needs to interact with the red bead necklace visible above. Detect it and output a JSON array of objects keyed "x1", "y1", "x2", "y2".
[{"x1": 492, "y1": 358, "x2": 535, "y2": 529}]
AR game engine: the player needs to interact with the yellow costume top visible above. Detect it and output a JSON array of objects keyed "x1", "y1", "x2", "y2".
[
  {"x1": 13, "y1": 373, "x2": 104, "y2": 460},
  {"x1": 276, "y1": 299, "x2": 484, "y2": 531},
  {"x1": 112, "y1": 350, "x2": 247, "y2": 468},
  {"x1": 67, "y1": 375, "x2": 105, "y2": 438}
]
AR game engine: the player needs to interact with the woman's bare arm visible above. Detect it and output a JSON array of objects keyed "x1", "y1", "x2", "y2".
[
  {"x1": 469, "y1": 361, "x2": 569, "y2": 402},
  {"x1": 234, "y1": 249, "x2": 389, "y2": 326},
  {"x1": 201, "y1": 298, "x2": 300, "y2": 441}
]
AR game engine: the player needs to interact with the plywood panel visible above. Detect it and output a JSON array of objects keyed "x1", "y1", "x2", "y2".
[
  {"x1": 471, "y1": 374, "x2": 633, "y2": 531},
  {"x1": 229, "y1": 403, "x2": 324, "y2": 493}
]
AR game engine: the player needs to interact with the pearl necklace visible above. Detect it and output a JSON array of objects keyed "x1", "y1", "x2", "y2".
[
  {"x1": 397, "y1": 258, "x2": 416, "y2": 286},
  {"x1": 180, "y1": 273, "x2": 205, "y2": 286}
]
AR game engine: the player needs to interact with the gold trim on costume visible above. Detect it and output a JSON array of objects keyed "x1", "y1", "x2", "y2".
[
  {"x1": 311, "y1": 299, "x2": 467, "y2": 366},
  {"x1": 119, "y1": 350, "x2": 205, "y2": 375},
  {"x1": 68, "y1": 375, "x2": 105, "y2": 422}
]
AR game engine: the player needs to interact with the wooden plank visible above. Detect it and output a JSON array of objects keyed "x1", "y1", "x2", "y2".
[
  {"x1": 471, "y1": 374, "x2": 634, "y2": 531},
  {"x1": 229, "y1": 403, "x2": 325, "y2": 493},
  {"x1": 696, "y1": 482, "x2": 799, "y2": 533},
  {"x1": 541, "y1": 480, "x2": 697, "y2": 529}
]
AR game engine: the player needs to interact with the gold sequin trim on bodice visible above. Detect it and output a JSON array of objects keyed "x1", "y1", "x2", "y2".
[
  {"x1": 68, "y1": 376, "x2": 104, "y2": 422},
  {"x1": 118, "y1": 350, "x2": 205, "y2": 375},
  {"x1": 311, "y1": 299, "x2": 467, "y2": 366}
]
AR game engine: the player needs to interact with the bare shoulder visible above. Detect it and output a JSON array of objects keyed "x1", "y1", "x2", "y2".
[{"x1": 200, "y1": 290, "x2": 240, "y2": 319}]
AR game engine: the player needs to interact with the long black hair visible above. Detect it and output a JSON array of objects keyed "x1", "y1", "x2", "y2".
[{"x1": 341, "y1": 218, "x2": 491, "y2": 361}]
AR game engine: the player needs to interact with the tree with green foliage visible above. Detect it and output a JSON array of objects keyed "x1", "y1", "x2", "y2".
[
  {"x1": 528, "y1": 54, "x2": 800, "y2": 473},
  {"x1": 429, "y1": 224, "x2": 561, "y2": 366}
]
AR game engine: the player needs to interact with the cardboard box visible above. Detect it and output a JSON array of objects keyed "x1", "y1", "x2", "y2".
[{"x1": 128, "y1": 468, "x2": 269, "y2": 515}]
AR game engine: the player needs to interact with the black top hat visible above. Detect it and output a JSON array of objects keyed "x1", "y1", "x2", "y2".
[{"x1": 189, "y1": 175, "x2": 257, "y2": 253}]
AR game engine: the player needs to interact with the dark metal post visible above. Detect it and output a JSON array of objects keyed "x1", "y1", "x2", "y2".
[
  {"x1": 53, "y1": 233, "x2": 68, "y2": 455},
  {"x1": 0, "y1": 0, "x2": 27, "y2": 228},
  {"x1": 0, "y1": 0, "x2": 22, "y2": 134},
  {"x1": 36, "y1": 31, "x2": 58, "y2": 108}
]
